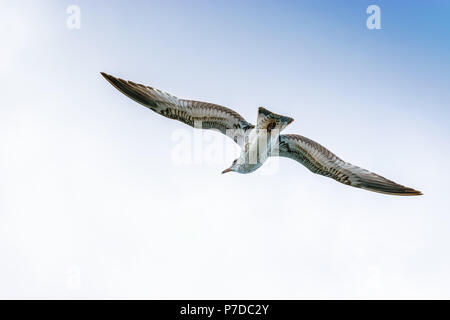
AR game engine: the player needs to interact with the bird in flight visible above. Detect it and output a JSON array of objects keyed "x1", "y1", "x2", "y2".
[{"x1": 101, "y1": 72, "x2": 422, "y2": 196}]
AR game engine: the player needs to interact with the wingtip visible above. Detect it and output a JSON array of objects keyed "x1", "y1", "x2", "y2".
[
  {"x1": 404, "y1": 187, "x2": 423, "y2": 196},
  {"x1": 100, "y1": 72, "x2": 122, "y2": 86},
  {"x1": 395, "y1": 188, "x2": 423, "y2": 196},
  {"x1": 360, "y1": 186, "x2": 423, "y2": 196},
  {"x1": 100, "y1": 72, "x2": 112, "y2": 79}
]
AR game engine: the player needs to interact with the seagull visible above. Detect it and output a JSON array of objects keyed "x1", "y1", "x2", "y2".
[{"x1": 101, "y1": 72, "x2": 422, "y2": 196}]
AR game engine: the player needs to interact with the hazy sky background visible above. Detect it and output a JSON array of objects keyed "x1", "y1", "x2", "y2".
[{"x1": 1, "y1": 0, "x2": 449, "y2": 299}]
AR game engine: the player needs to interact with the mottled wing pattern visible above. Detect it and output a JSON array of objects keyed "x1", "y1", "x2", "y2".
[
  {"x1": 101, "y1": 73, "x2": 254, "y2": 145},
  {"x1": 275, "y1": 134, "x2": 422, "y2": 196}
]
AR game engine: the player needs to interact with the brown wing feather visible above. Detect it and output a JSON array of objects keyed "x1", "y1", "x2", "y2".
[
  {"x1": 101, "y1": 73, "x2": 254, "y2": 144},
  {"x1": 275, "y1": 134, "x2": 422, "y2": 196}
]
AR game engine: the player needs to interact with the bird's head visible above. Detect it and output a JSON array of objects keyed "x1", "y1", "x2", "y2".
[{"x1": 221, "y1": 159, "x2": 241, "y2": 174}]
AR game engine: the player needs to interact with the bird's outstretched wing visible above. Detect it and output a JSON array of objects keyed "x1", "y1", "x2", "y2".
[
  {"x1": 274, "y1": 134, "x2": 422, "y2": 196},
  {"x1": 101, "y1": 73, "x2": 254, "y2": 145}
]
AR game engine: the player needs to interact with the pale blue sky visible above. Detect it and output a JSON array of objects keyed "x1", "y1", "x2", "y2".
[{"x1": 0, "y1": 1, "x2": 449, "y2": 298}]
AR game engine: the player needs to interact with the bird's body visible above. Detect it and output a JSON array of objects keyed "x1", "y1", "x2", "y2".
[
  {"x1": 232, "y1": 128, "x2": 265, "y2": 174},
  {"x1": 101, "y1": 72, "x2": 422, "y2": 196},
  {"x1": 228, "y1": 107, "x2": 294, "y2": 174}
]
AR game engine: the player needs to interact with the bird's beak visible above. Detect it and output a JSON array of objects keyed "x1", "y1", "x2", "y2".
[{"x1": 221, "y1": 168, "x2": 232, "y2": 174}]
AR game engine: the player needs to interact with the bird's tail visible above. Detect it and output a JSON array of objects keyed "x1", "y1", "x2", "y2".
[{"x1": 256, "y1": 107, "x2": 294, "y2": 133}]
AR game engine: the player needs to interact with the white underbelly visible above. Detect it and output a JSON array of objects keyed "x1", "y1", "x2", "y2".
[{"x1": 246, "y1": 129, "x2": 279, "y2": 166}]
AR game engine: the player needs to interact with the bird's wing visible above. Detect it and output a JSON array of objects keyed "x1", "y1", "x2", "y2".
[
  {"x1": 274, "y1": 134, "x2": 422, "y2": 196},
  {"x1": 101, "y1": 73, "x2": 254, "y2": 145}
]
